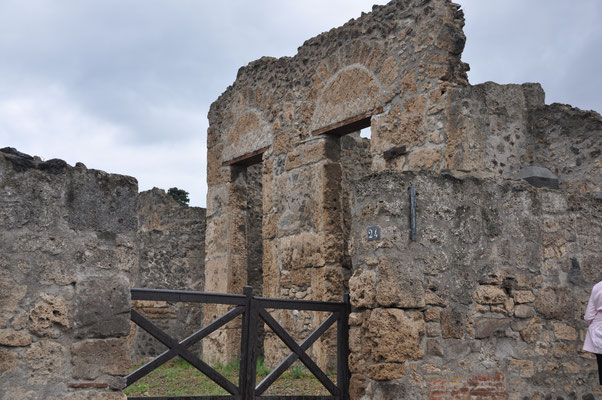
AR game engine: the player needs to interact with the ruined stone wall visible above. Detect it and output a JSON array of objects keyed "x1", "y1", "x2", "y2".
[
  {"x1": 206, "y1": 0, "x2": 468, "y2": 366},
  {"x1": 206, "y1": 0, "x2": 601, "y2": 374},
  {"x1": 348, "y1": 171, "x2": 602, "y2": 400},
  {"x1": 131, "y1": 188, "x2": 206, "y2": 361},
  {"x1": 528, "y1": 103, "x2": 602, "y2": 197},
  {"x1": 0, "y1": 148, "x2": 136, "y2": 400},
  {"x1": 442, "y1": 82, "x2": 602, "y2": 198}
]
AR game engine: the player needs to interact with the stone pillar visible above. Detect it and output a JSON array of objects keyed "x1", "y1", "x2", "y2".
[
  {"x1": 0, "y1": 148, "x2": 136, "y2": 400},
  {"x1": 262, "y1": 135, "x2": 347, "y2": 369},
  {"x1": 203, "y1": 165, "x2": 248, "y2": 363}
]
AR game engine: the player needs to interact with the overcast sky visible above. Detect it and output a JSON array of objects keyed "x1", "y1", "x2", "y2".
[{"x1": 1, "y1": 1, "x2": 600, "y2": 207}]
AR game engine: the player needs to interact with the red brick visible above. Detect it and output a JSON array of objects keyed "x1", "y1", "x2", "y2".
[{"x1": 69, "y1": 382, "x2": 109, "y2": 388}]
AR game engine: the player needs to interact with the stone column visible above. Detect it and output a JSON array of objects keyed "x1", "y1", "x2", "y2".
[
  {"x1": 262, "y1": 135, "x2": 347, "y2": 369},
  {"x1": 203, "y1": 165, "x2": 248, "y2": 363}
]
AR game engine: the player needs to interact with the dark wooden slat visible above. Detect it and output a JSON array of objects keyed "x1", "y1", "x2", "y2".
[
  {"x1": 256, "y1": 312, "x2": 339, "y2": 396},
  {"x1": 383, "y1": 145, "x2": 407, "y2": 161},
  {"x1": 256, "y1": 298, "x2": 344, "y2": 312},
  {"x1": 311, "y1": 107, "x2": 383, "y2": 136},
  {"x1": 337, "y1": 293, "x2": 350, "y2": 400},
  {"x1": 238, "y1": 287, "x2": 252, "y2": 397},
  {"x1": 222, "y1": 146, "x2": 270, "y2": 167},
  {"x1": 256, "y1": 396, "x2": 339, "y2": 400},
  {"x1": 258, "y1": 308, "x2": 339, "y2": 396},
  {"x1": 131, "y1": 288, "x2": 246, "y2": 305},
  {"x1": 126, "y1": 306, "x2": 245, "y2": 387},
  {"x1": 246, "y1": 294, "x2": 260, "y2": 399},
  {"x1": 128, "y1": 397, "x2": 240, "y2": 400},
  {"x1": 130, "y1": 310, "x2": 239, "y2": 395}
]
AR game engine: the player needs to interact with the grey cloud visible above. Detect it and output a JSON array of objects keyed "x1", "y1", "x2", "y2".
[{"x1": 0, "y1": 0, "x2": 599, "y2": 206}]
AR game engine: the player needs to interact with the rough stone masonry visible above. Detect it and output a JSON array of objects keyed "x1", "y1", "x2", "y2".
[
  {"x1": 0, "y1": 148, "x2": 136, "y2": 400},
  {"x1": 206, "y1": 0, "x2": 601, "y2": 399},
  {"x1": 130, "y1": 188, "x2": 206, "y2": 361}
]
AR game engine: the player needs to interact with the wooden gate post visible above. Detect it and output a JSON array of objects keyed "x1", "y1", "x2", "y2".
[
  {"x1": 337, "y1": 292, "x2": 351, "y2": 400},
  {"x1": 239, "y1": 286, "x2": 253, "y2": 399}
]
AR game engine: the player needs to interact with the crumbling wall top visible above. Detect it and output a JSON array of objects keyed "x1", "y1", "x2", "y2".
[{"x1": 207, "y1": 0, "x2": 469, "y2": 168}]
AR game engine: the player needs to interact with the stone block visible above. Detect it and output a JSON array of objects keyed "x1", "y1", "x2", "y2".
[
  {"x1": 562, "y1": 361, "x2": 580, "y2": 374},
  {"x1": 372, "y1": 104, "x2": 425, "y2": 154},
  {"x1": 279, "y1": 232, "x2": 325, "y2": 270},
  {"x1": 0, "y1": 348, "x2": 17, "y2": 376},
  {"x1": 534, "y1": 287, "x2": 575, "y2": 320},
  {"x1": 473, "y1": 285, "x2": 507, "y2": 305},
  {"x1": 424, "y1": 308, "x2": 440, "y2": 322},
  {"x1": 581, "y1": 253, "x2": 602, "y2": 284},
  {"x1": 365, "y1": 308, "x2": 424, "y2": 363},
  {"x1": 349, "y1": 269, "x2": 376, "y2": 309},
  {"x1": 74, "y1": 276, "x2": 130, "y2": 338},
  {"x1": 204, "y1": 256, "x2": 229, "y2": 293},
  {"x1": 512, "y1": 290, "x2": 535, "y2": 304},
  {"x1": 366, "y1": 362, "x2": 407, "y2": 381},
  {"x1": 24, "y1": 340, "x2": 67, "y2": 377},
  {"x1": 508, "y1": 359, "x2": 535, "y2": 378},
  {"x1": 426, "y1": 322, "x2": 440, "y2": 337},
  {"x1": 311, "y1": 266, "x2": 345, "y2": 302},
  {"x1": 273, "y1": 131, "x2": 292, "y2": 155},
  {"x1": 205, "y1": 215, "x2": 229, "y2": 257},
  {"x1": 440, "y1": 307, "x2": 465, "y2": 339},
  {"x1": 71, "y1": 339, "x2": 130, "y2": 379},
  {"x1": 474, "y1": 318, "x2": 511, "y2": 339},
  {"x1": 66, "y1": 169, "x2": 137, "y2": 233},
  {"x1": 426, "y1": 339, "x2": 444, "y2": 357},
  {"x1": 280, "y1": 267, "x2": 311, "y2": 289},
  {"x1": 514, "y1": 305, "x2": 535, "y2": 319},
  {"x1": 29, "y1": 294, "x2": 69, "y2": 338},
  {"x1": 405, "y1": 147, "x2": 442, "y2": 170},
  {"x1": 553, "y1": 322, "x2": 578, "y2": 341},
  {"x1": 349, "y1": 373, "x2": 367, "y2": 400},
  {"x1": 0, "y1": 270, "x2": 27, "y2": 327},
  {"x1": 0, "y1": 329, "x2": 32, "y2": 346},
  {"x1": 518, "y1": 166, "x2": 559, "y2": 189},
  {"x1": 311, "y1": 65, "x2": 384, "y2": 131},
  {"x1": 520, "y1": 318, "x2": 543, "y2": 344},
  {"x1": 376, "y1": 256, "x2": 425, "y2": 308},
  {"x1": 225, "y1": 255, "x2": 247, "y2": 293},
  {"x1": 206, "y1": 145, "x2": 223, "y2": 185}
]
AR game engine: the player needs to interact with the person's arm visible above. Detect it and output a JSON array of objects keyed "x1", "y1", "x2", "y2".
[{"x1": 585, "y1": 287, "x2": 598, "y2": 324}]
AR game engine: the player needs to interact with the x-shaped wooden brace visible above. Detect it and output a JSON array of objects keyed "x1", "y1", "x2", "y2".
[
  {"x1": 128, "y1": 306, "x2": 244, "y2": 395},
  {"x1": 255, "y1": 309, "x2": 340, "y2": 396}
]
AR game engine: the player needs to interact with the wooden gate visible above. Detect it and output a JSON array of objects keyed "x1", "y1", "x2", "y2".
[{"x1": 126, "y1": 286, "x2": 350, "y2": 400}]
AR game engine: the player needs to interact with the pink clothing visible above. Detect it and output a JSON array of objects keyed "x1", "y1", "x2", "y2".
[{"x1": 583, "y1": 281, "x2": 602, "y2": 354}]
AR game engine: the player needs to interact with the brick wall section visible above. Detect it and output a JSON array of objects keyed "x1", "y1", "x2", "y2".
[
  {"x1": 429, "y1": 374, "x2": 507, "y2": 400},
  {"x1": 131, "y1": 188, "x2": 206, "y2": 361},
  {"x1": 0, "y1": 148, "x2": 135, "y2": 400}
]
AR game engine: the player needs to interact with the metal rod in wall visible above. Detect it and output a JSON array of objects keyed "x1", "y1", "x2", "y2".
[{"x1": 410, "y1": 186, "x2": 417, "y2": 241}]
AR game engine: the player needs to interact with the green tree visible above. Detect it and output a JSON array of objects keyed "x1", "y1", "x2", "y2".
[{"x1": 167, "y1": 187, "x2": 189, "y2": 206}]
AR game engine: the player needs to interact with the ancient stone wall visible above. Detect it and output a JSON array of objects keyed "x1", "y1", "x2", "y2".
[
  {"x1": 131, "y1": 188, "x2": 206, "y2": 361},
  {"x1": 206, "y1": 0, "x2": 602, "y2": 381},
  {"x1": 442, "y1": 82, "x2": 602, "y2": 198},
  {"x1": 0, "y1": 148, "x2": 136, "y2": 400},
  {"x1": 348, "y1": 171, "x2": 601, "y2": 400},
  {"x1": 206, "y1": 0, "x2": 469, "y2": 366}
]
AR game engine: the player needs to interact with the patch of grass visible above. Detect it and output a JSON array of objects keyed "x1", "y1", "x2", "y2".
[
  {"x1": 124, "y1": 357, "x2": 336, "y2": 397},
  {"x1": 289, "y1": 364, "x2": 306, "y2": 379},
  {"x1": 256, "y1": 357, "x2": 271, "y2": 376}
]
